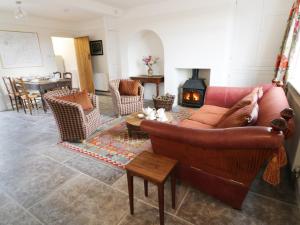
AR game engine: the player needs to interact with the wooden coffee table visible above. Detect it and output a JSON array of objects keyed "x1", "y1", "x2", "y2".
[
  {"x1": 125, "y1": 112, "x2": 173, "y2": 138},
  {"x1": 125, "y1": 151, "x2": 178, "y2": 225}
]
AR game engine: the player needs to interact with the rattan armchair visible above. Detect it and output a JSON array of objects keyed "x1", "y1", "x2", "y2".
[
  {"x1": 109, "y1": 79, "x2": 144, "y2": 116},
  {"x1": 44, "y1": 89, "x2": 100, "y2": 142}
]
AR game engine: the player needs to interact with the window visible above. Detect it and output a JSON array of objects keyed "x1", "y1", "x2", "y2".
[{"x1": 288, "y1": 36, "x2": 300, "y2": 94}]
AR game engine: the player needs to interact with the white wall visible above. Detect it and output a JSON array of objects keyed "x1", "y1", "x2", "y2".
[
  {"x1": 228, "y1": 0, "x2": 293, "y2": 86},
  {"x1": 119, "y1": 0, "x2": 235, "y2": 103},
  {"x1": 116, "y1": 0, "x2": 292, "y2": 103},
  {"x1": 51, "y1": 37, "x2": 80, "y2": 89},
  {"x1": 0, "y1": 14, "x2": 117, "y2": 109},
  {"x1": 0, "y1": 12, "x2": 78, "y2": 110},
  {"x1": 103, "y1": 17, "x2": 122, "y2": 84},
  {"x1": 0, "y1": 0, "x2": 294, "y2": 109},
  {"x1": 128, "y1": 30, "x2": 164, "y2": 99},
  {"x1": 128, "y1": 30, "x2": 164, "y2": 76}
]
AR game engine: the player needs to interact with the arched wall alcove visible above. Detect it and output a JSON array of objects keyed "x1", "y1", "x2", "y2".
[{"x1": 127, "y1": 30, "x2": 164, "y2": 99}]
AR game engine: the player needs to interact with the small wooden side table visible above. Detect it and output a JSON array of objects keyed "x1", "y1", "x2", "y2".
[
  {"x1": 130, "y1": 75, "x2": 164, "y2": 97},
  {"x1": 125, "y1": 151, "x2": 177, "y2": 225}
]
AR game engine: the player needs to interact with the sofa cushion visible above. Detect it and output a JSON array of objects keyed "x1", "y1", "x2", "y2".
[
  {"x1": 195, "y1": 105, "x2": 229, "y2": 114},
  {"x1": 119, "y1": 80, "x2": 140, "y2": 96},
  {"x1": 216, "y1": 103, "x2": 259, "y2": 128},
  {"x1": 178, "y1": 119, "x2": 214, "y2": 129},
  {"x1": 227, "y1": 87, "x2": 261, "y2": 115},
  {"x1": 215, "y1": 87, "x2": 261, "y2": 124},
  {"x1": 57, "y1": 90, "x2": 93, "y2": 111},
  {"x1": 204, "y1": 85, "x2": 270, "y2": 108},
  {"x1": 189, "y1": 105, "x2": 229, "y2": 126}
]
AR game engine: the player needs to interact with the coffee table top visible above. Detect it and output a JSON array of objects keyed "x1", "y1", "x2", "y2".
[
  {"x1": 125, "y1": 112, "x2": 173, "y2": 127},
  {"x1": 125, "y1": 151, "x2": 177, "y2": 183}
]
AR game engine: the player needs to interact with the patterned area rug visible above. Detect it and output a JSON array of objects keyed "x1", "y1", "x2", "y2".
[{"x1": 62, "y1": 109, "x2": 191, "y2": 169}]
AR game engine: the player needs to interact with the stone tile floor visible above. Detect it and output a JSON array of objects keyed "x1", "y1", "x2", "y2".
[{"x1": 0, "y1": 95, "x2": 299, "y2": 225}]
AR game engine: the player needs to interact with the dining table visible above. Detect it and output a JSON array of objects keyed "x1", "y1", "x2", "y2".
[{"x1": 23, "y1": 78, "x2": 72, "y2": 112}]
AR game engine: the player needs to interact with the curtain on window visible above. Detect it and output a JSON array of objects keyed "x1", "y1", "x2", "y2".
[{"x1": 273, "y1": 0, "x2": 300, "y2": 87}]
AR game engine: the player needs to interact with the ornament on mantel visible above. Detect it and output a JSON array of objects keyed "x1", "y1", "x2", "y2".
[{"x1": 142, "y1": 56, "x2": 159, "y2": 76}]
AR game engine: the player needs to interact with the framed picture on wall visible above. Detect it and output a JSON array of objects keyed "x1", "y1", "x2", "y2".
[{"x1": 89, "y1": 40, "x2": 103, "y2": 56}]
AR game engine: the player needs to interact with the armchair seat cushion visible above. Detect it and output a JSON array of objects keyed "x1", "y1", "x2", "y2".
[
  {"x1": 121, "y1": 95, "x2": 141, "y2": 104},
  {"x1": 189, "y1": 105, "x2": 229, "y2": 126}
]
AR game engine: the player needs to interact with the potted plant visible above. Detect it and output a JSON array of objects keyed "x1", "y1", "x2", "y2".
[{"x1": 142, "y1": 56, "x2": 159, "y2": 76}]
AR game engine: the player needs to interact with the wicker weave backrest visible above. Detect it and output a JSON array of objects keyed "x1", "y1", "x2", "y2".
[
  {"x1": 44, "y1": 89, "x2": 78, "y2": 98},
  {"x1": 109, "y1": 79, "x2": 120, "y2": 91}
]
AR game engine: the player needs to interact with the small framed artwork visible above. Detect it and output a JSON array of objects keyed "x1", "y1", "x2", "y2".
[{"x1": 89, "y1": 40, "x2": 103, "y2": 56}]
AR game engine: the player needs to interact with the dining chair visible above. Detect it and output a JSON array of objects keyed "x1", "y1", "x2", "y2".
[
  {"x1": 53, "y1": 71, "x2": 62, "y2": 79},
  {"x1": 14, "y1": 78, "x2": 42, "y2": 115},
  {"x1": 63, "y1": 72, "x2": 72, "y2": 79},
  {"x1": 2, "y1": 76, "x2": 21, "y2": 112}
]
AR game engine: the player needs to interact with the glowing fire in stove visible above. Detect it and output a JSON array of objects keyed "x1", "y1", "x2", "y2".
[
  {"x1": 192, "y1": 93, "x2": 200, "y2": 101},
  {"x1": 183, "y1": 91, "x2": 201, "y2": 102}
]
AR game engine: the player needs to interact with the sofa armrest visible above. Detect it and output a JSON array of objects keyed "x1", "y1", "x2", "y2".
[{"x1": 141, "y1": 120, "x2": 284, "y2": 150}]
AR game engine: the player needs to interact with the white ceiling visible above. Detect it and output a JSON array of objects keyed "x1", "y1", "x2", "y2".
[
  {"x1": 0, "y1": 0, "x2": 168, "y2": 22},
  {"x1": 94, "y1": 0, "x2": 165, "y2": 9}
]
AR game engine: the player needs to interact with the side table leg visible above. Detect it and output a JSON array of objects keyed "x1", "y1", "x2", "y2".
[
  {"x1": 144, "y1": 180, "x2": 148, "y2": 197},
  {"x1": 158, "y1": 184, "x2": 164, "y2": 225},
  {"x1": 127, "y1": 172, "x2": 134, "y2": 214},
  {"x1": 171, "y1": 171, "x2": 176, "y2": 209},
  {"x1": 156, "y1": 83, "x2": 159, "y2": 97}
]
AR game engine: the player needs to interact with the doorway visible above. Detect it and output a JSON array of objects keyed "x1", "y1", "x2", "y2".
[{"x1": 51, "y1": 37, "x2": 80, "y2": 89}]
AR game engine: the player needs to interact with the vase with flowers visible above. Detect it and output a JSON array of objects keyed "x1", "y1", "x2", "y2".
[{"x1": 142, "y1": 56, "x2": 159, "y2": 76}]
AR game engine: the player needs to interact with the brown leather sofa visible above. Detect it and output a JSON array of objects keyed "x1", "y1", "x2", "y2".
[{"x1": 141, "y1": 84, "x2": 294, "y2": 209}]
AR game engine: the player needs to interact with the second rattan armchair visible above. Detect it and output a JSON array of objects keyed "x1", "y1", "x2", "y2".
[{"x1": 109, "y1": 79, "x2": 144, "y2": 116}]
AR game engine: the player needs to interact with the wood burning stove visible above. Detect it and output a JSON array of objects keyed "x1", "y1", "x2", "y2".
[{"x1": 181, "y1": 69, "x2": 206, "y2": 108}]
